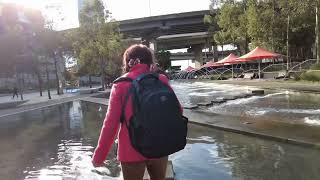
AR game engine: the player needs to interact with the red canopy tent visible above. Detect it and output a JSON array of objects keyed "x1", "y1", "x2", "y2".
[
  {"x1": 217, "y1": 53, "x2": 240, "y2": 65},
  {"x1": 200, "y1": 61, "x2": 223, "y2": 68},
  {"x1": 184, "y1": 66, "x2": 196, "y2": 72},
  {"x1": 215, "y1": 53, "x2": 240, "y2": 78},
  {"x1": 236, "y1": 47, "x2": 282, "y2": 79},
  {"x1": 236, "y1": 47, "x2": 281, "y2": 62}
]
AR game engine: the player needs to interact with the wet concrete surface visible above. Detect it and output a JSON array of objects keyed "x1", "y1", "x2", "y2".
[{"x1": 172, "y1": 81, "x2": 320, "y2": 146}]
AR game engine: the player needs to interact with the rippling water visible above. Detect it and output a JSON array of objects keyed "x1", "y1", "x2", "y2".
[
  {"x1": 1, "y1": 94, "x2": 320, "y2": 179},
  {"x1": 171, "y1": 81, "x2": 320, "y2": 126}
]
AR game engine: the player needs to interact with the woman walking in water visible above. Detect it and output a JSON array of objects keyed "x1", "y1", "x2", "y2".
[{"x1": 92, "y1": 44, "x2": 187, "y2": 180}]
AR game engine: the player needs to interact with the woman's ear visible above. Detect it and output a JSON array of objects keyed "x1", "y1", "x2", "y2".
[{"x1": 134, "y1": 58, "x2": 141, "y2": 65}]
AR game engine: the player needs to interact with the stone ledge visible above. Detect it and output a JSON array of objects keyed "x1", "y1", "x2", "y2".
[
  {"x1": 183, "y1": 104, "x2": 198, "y2": 109},
  {"x1": 79, "y1": 88, "x2": 100, "y2": 94},
  {"x1": 0, "y1": 100, "x2": 28, "y2": 110},
  {"x1": 188, "y1": 120, "x2": 320, "y2": 149},
  {"x1": 80, "y1": 97, "x2": 109, "y2": 106}
]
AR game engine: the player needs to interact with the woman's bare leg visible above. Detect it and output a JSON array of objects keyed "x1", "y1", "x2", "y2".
[
  {"x1": 121, "y1": 161, "x2": 146, "y2": 180},
  {"x1": 146, "y1": 156, "x2": 168, "y2": 180}
]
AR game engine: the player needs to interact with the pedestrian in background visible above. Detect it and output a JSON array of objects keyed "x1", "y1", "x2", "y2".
[{"x1": 12, "y1": 86, "x2": 19, "y2": 99}]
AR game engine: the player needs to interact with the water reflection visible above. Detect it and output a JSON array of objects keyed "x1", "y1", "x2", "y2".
[
  {"x1": 171, "y1": 124, "x2": 320, "y2": 180},
  {"x1": 0, "y1": 101, "x2": 120, "y2": 180},
  {"x1": 1, "y1": 100, "x2": 320, "y2": 180}
]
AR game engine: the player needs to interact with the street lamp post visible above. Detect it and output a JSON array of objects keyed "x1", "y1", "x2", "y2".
[
  {"x1": 285, "y1": 0, "x2": 291, "y2": 75},
  {"x1": 148, "y1": 0, "x2": 151, "y2": 16},
  {"x1": 316, "y1": 3, "x2": 320, "y2": 64}
]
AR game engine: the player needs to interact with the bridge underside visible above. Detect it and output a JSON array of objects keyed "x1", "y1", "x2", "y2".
[
  {"x1": 156, "y1": 32, "x2": 211, "y2": 50},
  {"x1": 120, "y1": 10, "x2": 212, "y2": 38},
  {"x1": 120, "y1": 10, "x2": 218, "y2": 68},
  {"x1": 170, "y1": 51, "x2": 236, "y2": 61}
]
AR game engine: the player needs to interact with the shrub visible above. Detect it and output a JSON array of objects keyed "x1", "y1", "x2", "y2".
[
  {"x1": 0, "y1": 87, "x2": 12, "y2": 94},
  {"x1": 300, "y1": 71, "x2": 320, "y2": 82}
]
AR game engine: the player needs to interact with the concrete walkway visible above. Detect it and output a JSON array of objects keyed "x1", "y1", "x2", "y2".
[
  {"x1": 0, "y1": 91, "x2": 74, "y2": 105},
  {"x1": 81, "y1": 97, "x2": 109, "y2": 106},
  {"x1": 0, "y1": 90, "x2": 110, "y2": 118}
]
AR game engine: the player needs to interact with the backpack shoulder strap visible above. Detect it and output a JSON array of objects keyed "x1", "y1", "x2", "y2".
[
  {"x1": 115, "y1": 76, "x2": 133, "y2": 125},
  {"x1": 113, "y1": 76, "x2": 133, "y2": 84},
  {"x1": 134, "y1": 73, "x2": 159, "y2": 82},
  {"x1": 120, "y1": 86, "x2": 136, "y2": 126}
]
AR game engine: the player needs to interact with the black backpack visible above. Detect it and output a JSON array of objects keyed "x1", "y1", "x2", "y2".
[{"x1": 114, "y1": 73, "x2": 188, "y2": 158}]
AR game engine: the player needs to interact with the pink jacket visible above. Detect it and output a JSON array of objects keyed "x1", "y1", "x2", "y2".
[{"x1": 92, "y1": 64, "x2": 177, "y2": 164}]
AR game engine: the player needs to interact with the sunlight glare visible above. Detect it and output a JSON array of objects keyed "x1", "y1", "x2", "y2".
[{"x1": 4, "y1": 0, "x2": 45, "y2": 10}]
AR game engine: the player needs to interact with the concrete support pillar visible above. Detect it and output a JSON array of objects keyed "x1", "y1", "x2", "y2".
[
  {"x1": 150, "y1": 39, "x2": 157, "y2": 52},
  {"x1": 191, "y1": 44, "x2": 204, "y2": 69}
]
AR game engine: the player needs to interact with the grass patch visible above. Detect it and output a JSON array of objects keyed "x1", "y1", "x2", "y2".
[{"x1": 310, "y1": 63, "x2": 320, "y2": 70}]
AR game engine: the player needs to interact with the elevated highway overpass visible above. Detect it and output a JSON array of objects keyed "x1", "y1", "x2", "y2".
[{"x1": 119, "y1": 10, "x2": 219, "y2": 68}]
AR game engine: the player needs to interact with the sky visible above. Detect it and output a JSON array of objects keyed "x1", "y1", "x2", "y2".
[
  {"x1": 5, "y1": 0, "x2": 210, "y2": 30},
  {"x1": 3, "y1": 0, "x2": 79, "y2": 30},
  {"x1": 106, "y1": 0, "x2": 210, "y2": 20},
  {"x1": 5, "y1": 0, "x2": 210, "y2": 69}
]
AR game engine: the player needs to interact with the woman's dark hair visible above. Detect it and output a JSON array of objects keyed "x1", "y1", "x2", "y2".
[{"x1": 123, "y1": 44, "x2": 154, "y2": 73}]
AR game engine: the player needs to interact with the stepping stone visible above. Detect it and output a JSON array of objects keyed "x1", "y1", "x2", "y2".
[
  {"x1": 243, "y1": 122, "x2": 253, "y2": 125},
  {"x1": 197, "y1": 102, "x2": 213, "y2": 106},
  {"x1": 223, "y1": 96, "x2": 237, "y2": 101},
  {"x1": 144, "y1": 161, "x2": 174, "y2": 180},
  {"x1": 252, "y1": 90, "x2": 265, "y2": 95},
  {"x1": 211, "y1": 99, "x2": 226, "y2": 103},
  {"x1": 183, "y1": 104, "x2": 198, "y2": 109},
  {"x1": 235, "y1": 94, "x2": 250, "y2": 99}
]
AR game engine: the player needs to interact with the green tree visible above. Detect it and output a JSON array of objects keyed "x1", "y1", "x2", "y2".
[
  {"x1": 214, "y1": 1, "x2": 249, "y2": 54},
  {"x1": 24, "y1": 9, "x2": 46, "y2": 96},
  {"x1": 71, "y1": 0, "x2": 123, "y2": 90},
  {"x1": 214, "y1": 31, "x2": 230, "y2": 55},
  {"x1": 212, "y1": 0, "x2": 318, "y2": 61},
  {"x1": 78, "y1": 46, "x2": 100, "y2": 88},
  {"x1": 37, "y1": 23, "x2": 64, "y2": 96},
  {"x1": 156, "y1": 50, "x2": 171, "y2": 70}
]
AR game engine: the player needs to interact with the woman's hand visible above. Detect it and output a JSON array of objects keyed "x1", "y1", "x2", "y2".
[{"x1": 92, "y1": 160, "x2": 104, "y2": 167}]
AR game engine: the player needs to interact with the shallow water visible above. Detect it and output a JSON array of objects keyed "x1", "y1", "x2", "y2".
[
  {"x1": 172, "y1": 124, "x2": 320, "y2": 180},
  {"x1": 172, "y1": 81, "x2": 320, "y2": 126},
  {"x1": 1, "y1": 101, "x2": 320, "y2": 180},
  {"x1": 0, "y1": 101, "x2": 120, "y2": 180}
]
